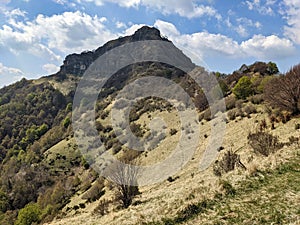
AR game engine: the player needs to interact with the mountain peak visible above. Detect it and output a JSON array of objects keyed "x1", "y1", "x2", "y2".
[
  {"x1": 132, "y1": 26, "x2": 168, "y2": 41},
  {"x1": 56, "y1": 26, "x2": 169, "y2": 77}
]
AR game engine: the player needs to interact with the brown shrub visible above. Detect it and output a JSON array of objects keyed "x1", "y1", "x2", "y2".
[
  {"x1": 227, "y1": 108, "x2": 243, "y2": 121},
  {"x1": 264, "y1": 64, "x2": 300, "y2": 114},
  {"x1": 213, "y1": 150, "x2": 246, "y2": 176},
  {"x1": 243, "y1": 104, "x2": 257, "y2": 116},
  {"x1": 93, "y1": 199, "x2": 112, "y2": 216},
  {"x1": 225, "y1": 96, "x2": 237, "y2": 110},
  {"x1": 247, "y1": 130, "x2": 283, "y2": 156},
  {"x1": 249, "y1": 94, "x2": 264, "y2": 105}
]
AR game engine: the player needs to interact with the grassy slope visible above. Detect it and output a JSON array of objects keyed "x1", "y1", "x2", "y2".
[
  {"x1": 44, "y1": 105, "x2": 300, "y2": 225},
  {"x1": 150, "y1": 150, "x2": 300, "y2": 225}
]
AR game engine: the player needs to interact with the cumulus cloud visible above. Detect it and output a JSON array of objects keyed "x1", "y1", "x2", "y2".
[
  {"x1": 124, "y1": 23, "x2": 147, "y2": 35},
  {"x1": 154, "y1": 20, "x2": 180, "y2": 37},
  {"x1": 241, "y1": 34, "x2": 295, "y2": 59},
  {"x1": 80, "y1": 0, "x2": 221, "y2": 19},
  {"x1": 0, "y1": 63, "x2": 24, "y2": 87},
  {"x1": 282, "y1": 0, "x2": 300, "y2": 45},
  {"x1": 42, "y1": 64, "x2": 60, "y2": 74},
  {"x1": 154, "y1": 20, "x2": 295, "y2": 64},
  {"x1": 0, "y1": 11, "x2": 117, "y2": 60}
]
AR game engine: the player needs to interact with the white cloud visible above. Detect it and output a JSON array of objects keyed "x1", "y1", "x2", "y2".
[
  {"x1": 241, "y1": 34, "x2": 295, "y2": 59},
  {"x1": 154, "y1": 20, "x2": 295, "y2": 64},
  {"x1": 266, "y1": 0, "x2": 276, "y2": 5},
  {"x1": 53, "y1": 0, "x2": 67, "y2": 4},
  {"x1": 231, "y1": 17, "x2": 262, "y2": 37},
  {"x1": 0, "y1": 23, "x2": 62, "y2": 61},
  {"x1": 282, "y1": 0, "x2": 300, "y2": 45},
  {"x1": 0, "y1": 63, "x2": 25, "y2": 87},
  {"x1": 82, "y1": 0, "x2": 140, "y2": 7},
  {"x1": 0, "y1": 0, "x2": 11, "y2": 5},
  {"x1": 80, "y1": 0, "x2": 221, "y2": 19},
  {"x1": 235, "y1": 25, "x2": 248, "y2": 37},
  {"x1": 42, "y1": 64, "x2": 60, "y2": 74},
  {"x1": 236, "y1": 17, "x2": 262, "y2": 28},
  {"x1": 154, "y1": 19, "x2": 242, "y2": 62},
  {"x1": 124, "y1": 23, "x2": 146, "y2": 35},
  {"x1": 116, "y1": 21, "x2": 127, "y2": 29},
  {"x1": 154, "y1": 20, "x2": 180, "y2": 37},
  {"x1": 0, "y1": 11, "x2": 117, "y2": 60},
  {"x1": 10, "y1": 8, "x2": 27, "y2": 17},
  {"x1": 245, "y1": 0, "x2": 275, "y2": 15}
]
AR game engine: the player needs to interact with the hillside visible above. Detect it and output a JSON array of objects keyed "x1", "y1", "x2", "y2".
[{"x1": 0, "y1": 26, "x2": 299, "y2": 225}]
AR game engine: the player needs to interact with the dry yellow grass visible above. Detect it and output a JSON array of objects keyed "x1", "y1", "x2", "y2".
[{"x1": 44, "y1": 105, "x2": 300, "y2": 225}]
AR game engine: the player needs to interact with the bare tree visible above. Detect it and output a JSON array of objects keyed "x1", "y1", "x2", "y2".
[
  {"x1": 264, "y1": 64, "x2": 300, "y2": 114},
  {"x1": 108, "y1": 159, "x2": 139, "y2": 208}
]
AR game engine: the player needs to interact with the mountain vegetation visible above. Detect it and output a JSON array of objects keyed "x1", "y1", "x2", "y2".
[{"x1": 0, "y1": 26, "x2": 299, "y2": 225}]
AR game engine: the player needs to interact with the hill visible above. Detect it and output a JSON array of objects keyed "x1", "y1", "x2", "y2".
[{"x1": 0, "y1": 26, "x2": 299, "y2": 225}]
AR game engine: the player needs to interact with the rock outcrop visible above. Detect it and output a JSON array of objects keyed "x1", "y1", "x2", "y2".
[{"x1": 57, "y1": 26, "x2": 169, "y2": 77}]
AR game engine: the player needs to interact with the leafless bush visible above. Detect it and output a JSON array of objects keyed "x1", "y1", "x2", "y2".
[
  {"x1": 93, "y1": 199, "x2": 112, "y2": 216},
  {"x1": 227, "y1": 108, "x2": 243, "y2": 121},
  {"x1": 107, "y1": 159, "x2": 140, "y2": 208},
  {"x1": 247, "y1": 128, "x2": 283, "y2": 156},
  {"x1": 264, "y1": 64, "x2": 300, "y2": 114},
  {"x1": 225, "y1": 96, "x2": 237, "y2": 110},
  {"x1": 249, "y1": 94, "x2": 264, "y2": 104},
  {"x1": 235, "y1": 99, "x2": 244, "y2": 109},
  {"x1": 243, "y1": 104, "x2": 257, "y2": 116},
  {"x1": 227, "y1": 109, "x2": 236, "y2": 121},
  {"x1": 213, "y1": 150, "x2": 246, "y2": 176},
  {"x1": 169, "y1": 128, "x2": 178, "y2": 136}
]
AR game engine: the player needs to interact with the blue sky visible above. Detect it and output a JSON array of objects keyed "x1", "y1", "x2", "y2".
[{"x1": 0, "y1": 0, "x2": 299, "y2": 87}]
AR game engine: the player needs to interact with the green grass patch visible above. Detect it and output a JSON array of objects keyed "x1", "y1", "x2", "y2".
[{"x1": 145, "y1": 152, "x2": 300, "y2": 225}]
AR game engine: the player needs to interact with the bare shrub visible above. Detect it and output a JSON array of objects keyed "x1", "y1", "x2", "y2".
[
  {"x1": 213, "y1": 150, "x2": 246, "y2": 176},
  {"x1": 130, "y1": 122, "x2": 144, "y2": 137},
  {"x1": 225, "y1": 96, "x2": 237, "y2": 110},
  {"x1": 227, "y1": 109, "x2": 236, "y2": 121},
  {"x1": 243, "y1": 104, "x2": 257, "y2": 116},
  {"x1": 227, "y1": 108, "x2": 243, "y2": 121},
  {"x1": 249, "y1": 94, "x2": 264, "y2": 104},
  {"x1": 278, "y1": 111, "x2": 292, "y2": 123},
  {"x1": 93, "y1": 199, "x2": 112, "y2": 216},
  {"x1": 169, "y1": 128, "x2": 178, "y2": 136},
  {"x1": 247, "y1": 127, "x2": 283, "y2": 156},
  {"x1": 264, "y1": 64, "x2": 300, "y2": 114},
  {"x1": 235, "y1": 99, "x2": 244, "y2": 109},
  {"x1": 107, "y1": 159, "x2": 140, "y2": 208}
]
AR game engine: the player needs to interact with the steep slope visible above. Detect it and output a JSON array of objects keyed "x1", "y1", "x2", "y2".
[
  {"x1": 0, "y1": 26, "x2": 198, "y2": 225},
  {"x1": 44, "y1": 105, "x2": 300, "y2": 225},
  {"x1": 0, "y1": 25, "x2": 298, "y2": 225}
]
